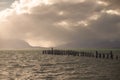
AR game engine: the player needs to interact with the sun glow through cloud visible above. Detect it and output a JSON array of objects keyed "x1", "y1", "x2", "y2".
[
  {"x1": 26, "y1": 39, "x2": 56, "y2": 47},
  {"x1": 0, "y1": 0, "x2": 53, "y2": 18},
  {"x1": 97, "y1": 0, "x2": 109, "y2": 6},
  {"x1": 11, "y1": 0, "x2": 53, "y2": 14},
  {"x1": 0, "y1": 0, "x2": 54, "y2": 47},
  {"x1": 106, "y1": 10, "x2": 120, "y2": 15}
]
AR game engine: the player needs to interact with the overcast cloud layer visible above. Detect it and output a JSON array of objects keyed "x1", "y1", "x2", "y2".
[{"x1": 0, "y1": 0, "x2": 120, "y2": 48}]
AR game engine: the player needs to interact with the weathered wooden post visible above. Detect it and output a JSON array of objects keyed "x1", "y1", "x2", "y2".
[
  {"x1": 96, "y1": 51, "x2": 98, "y2": 58},
  {"x1": 98, "y1": 53, "x2": 101, "y2": 58},
  {"x1": 106, "y1": 53, "x2": 109, "y2": 59},
  {"x1": 102, "y1": 53, "x2": 105, "y2": 59},
  {"x1": 51, "y1": 48, "x2": 53, "y2": 55},
  {"x1": 116, "y1": 55, "x2": 119, "y2": 60},
  {"x1": 110, "y1": 51, "x2": 113, "y2": 59}
]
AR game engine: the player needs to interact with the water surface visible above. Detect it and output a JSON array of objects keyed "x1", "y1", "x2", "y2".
[{"x1": 0, "y1": 50, "x2": 120, "y2": 80}]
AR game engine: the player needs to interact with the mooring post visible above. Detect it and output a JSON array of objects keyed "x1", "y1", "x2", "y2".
[
  {"x1": 51, "y1": 48, "x2": 53, "y2": 54},
  {"x1": 116, "y1": 55, "x2": 119, "y2": 60},
  {"x1": 96, "y1": 51, "x2": 98, "y2": 58},
  {"x1": 106, "y1": 53, "x2": 109, "y2": 59},
  {"x1": 102, "y1": 53, "x2": 105, "y2": 59},
  {"x1": 98, "y1": 53, "x2": 101, "y2": 58},
  {"x1": 110, "y1": 51, "x2": 113, "y2": 59}
]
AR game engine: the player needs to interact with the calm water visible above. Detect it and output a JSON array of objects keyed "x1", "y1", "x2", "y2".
[{"x1": 0, "y1": 50, "x2": 120, "y2": 80}]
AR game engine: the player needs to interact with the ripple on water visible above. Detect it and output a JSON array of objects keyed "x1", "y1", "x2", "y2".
[{"x1": 0, "y1": 50, "x2": 120, "y2": 80}]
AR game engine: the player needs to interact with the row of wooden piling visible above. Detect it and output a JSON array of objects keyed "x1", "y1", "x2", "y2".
[{"x1": 42, "y1": 48, "x2": 119, "y2": 60}]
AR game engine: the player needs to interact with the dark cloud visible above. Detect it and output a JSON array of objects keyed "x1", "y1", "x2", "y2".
[
  {"x1": 101, "y1": 0, "x2": 120, "y2": 8},
  {"x1": 62, "y1": 13, "x2": 120, "y2": 48},
  {"x1": 90, "y1": 13, "x2": 120, "y2": 35},
  {"x1": 31, "y1": 1, "x2": 102, "y2": 22}
]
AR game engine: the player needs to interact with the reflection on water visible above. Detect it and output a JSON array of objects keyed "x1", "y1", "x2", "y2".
[{"x1": 0, "y1": 50, "x2": 120, "y2": 80}]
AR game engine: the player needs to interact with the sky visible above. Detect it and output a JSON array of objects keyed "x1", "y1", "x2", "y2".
[{"x1": 0, "y1": 0, "x2": 120, "y2": 49}]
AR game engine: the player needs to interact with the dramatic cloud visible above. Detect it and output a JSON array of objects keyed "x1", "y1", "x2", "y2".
[
  {"x1": 0, "y1": 0, "x2": 14, "y2": 10},
  {"x1": 0, "y1": 0, "x2": 119, "y2": 48},
  {"x1": 101, "y1": 0, "x2": 120, "y2": 8}
]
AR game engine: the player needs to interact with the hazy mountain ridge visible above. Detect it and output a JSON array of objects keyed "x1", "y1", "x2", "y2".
[{"x1": 0, "y1": 39, "x2": 31, "y2": 49}]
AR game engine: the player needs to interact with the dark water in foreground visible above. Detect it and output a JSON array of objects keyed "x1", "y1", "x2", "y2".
[{"x1": 0, "y1": 50, "x2": 120, "y2": 80}]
